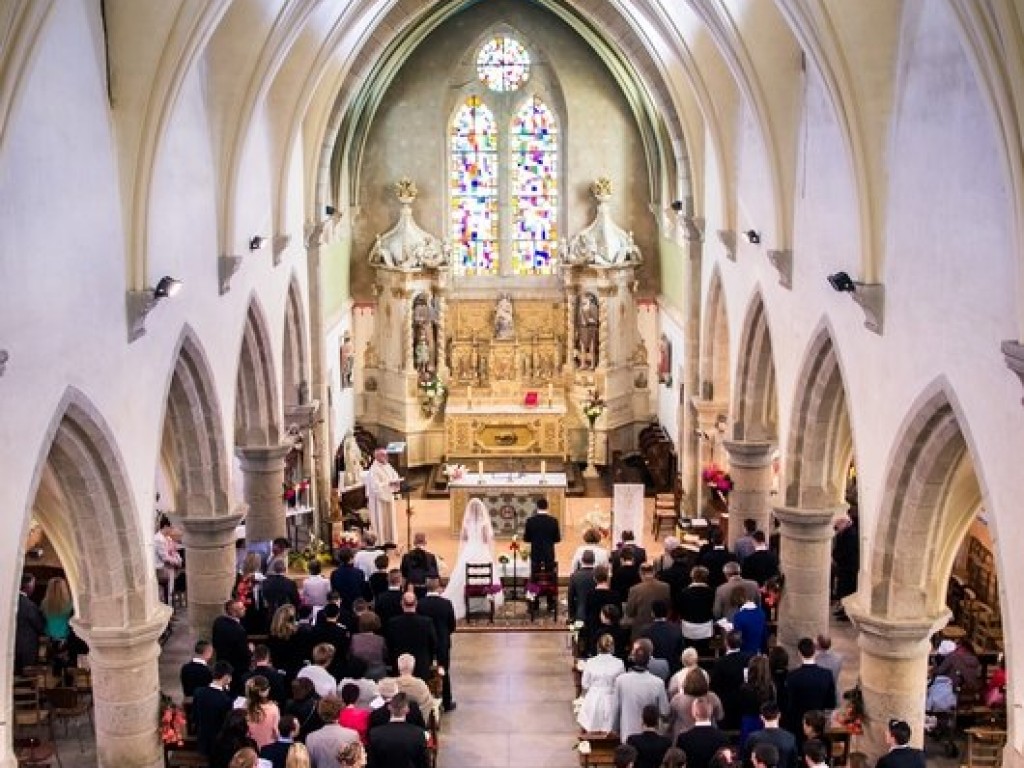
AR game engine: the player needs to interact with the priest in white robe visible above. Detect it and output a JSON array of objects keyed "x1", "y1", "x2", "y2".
[{"x1": 367, "y1": 448, "x2": 401, "y2": 544}]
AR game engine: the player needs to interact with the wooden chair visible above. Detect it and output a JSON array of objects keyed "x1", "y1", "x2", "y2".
[
  {"x1": 47, "y1": 687, "x2": 92, "y2": 750},
  {"x1": 577, "y1": 732, "x2": 620, "y2": 768},
  {"x1": 14, "y1": 736, "x2": 62, "y2": 768},
  {"x1": 464, "y1": 562, "x2": 496, "y2": 624},
  {"x1": 961, "y1": 727, "x2": 1006, "y2": 768},
  {"x1": 13, "y1": 687, "x2": 54, "y2": 743},
  {"x1": 63, "y1": 667, "x2": 92, "y2": 709},
  {"x1": 528, "y1": 562, "x2": 559, "y2": 622},
  {"x1": 825, "y1": 727, "x2": 852, "y2": 766},
  {"x1": 164, "y1": 742, "x2": 209, "y2": 768},
  {"x1": 426, "y1": 709, "x2": 440, "y2": 768}
]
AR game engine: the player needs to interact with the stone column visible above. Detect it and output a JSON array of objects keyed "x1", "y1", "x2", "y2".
[
  {"x1": 721, "y1": 439, "x2": 774, "y2": 547},
  {"x1": 847, "y1": 608, "x2": 949, "y2": 761},
  {"x1": 74, "y1": 609, "x2": 171, "y2": 768},
  {"x1": 773, "y1": 504, "x2": 843, "y2": 655},
  {"x1": 235, "y1": 444, "x2": 290, "y2": 543},
  {"x1": 173, "y1": 512, "x2": 245, "y2": 639}
]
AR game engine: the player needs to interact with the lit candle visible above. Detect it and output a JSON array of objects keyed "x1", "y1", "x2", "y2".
[
  {"x1": 540, "y1": 460, "x2": 547, "y2": 476},
  {"x1": 478, "y1": 460, "x2": 484, "y2": 476},
  {"x1": 468, "y1": 385, "x2": 473, "y2": 404},
  {"x1": 547, "y1": 382, "x2": 554, "y2": 404}
]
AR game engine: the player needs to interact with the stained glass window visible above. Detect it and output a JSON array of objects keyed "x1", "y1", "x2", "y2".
[
  {"x1": 477, "y1": 37, "x2": 530, "y2": 92},
  {"x1": 450, "y1": 96, "x2": 499, "y2": 273},
  {"x1": 511, "y1": 96, "x2": 558, "y2": 275}
]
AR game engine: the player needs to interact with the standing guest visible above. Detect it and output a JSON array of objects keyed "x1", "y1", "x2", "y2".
[
  {"x1": 697, "y1": 529, "x2": 736, "y2": 590},
  {"x1": 213, "y1": 599, "x2": 252, "y2": 696},
  {"x1": 353, "y1": 532, "x2": 384, "y2": 579},
  {"x1": 337, "y1": 656, "x2": 379, "y2": 709},
  {"x1": 742, "y1": 532, "x2": 780, "y2": 587},
  {"x1": 154, "y1": 516, "x2": 183, "y2": 604},
  {"x1": 210, "y1": 711, "x2": 257, "y2": 768},
  {"x1": 305, "y1": 697, "x2": 359, "y2": 768},
  {"x1": 635, "y1": 638, "x2": 670, "y2": 683},
  {"x1": 643, "y1": 601, "x2": 684, "y2": 674},
  {"x1": 932, "y1": 638, "x2": 982, "y2": 693},
  {"x1": 830, "y1": 515, "x2": 859, "y2": 621},
  {"x1": 657, "y1": 547, "x2": 693, "y2": 615},
  {"x1": 734, "y1": 520, "x2": 758, "y2": 563},
  {"x1": 652, "y1": 536, "x2": 681, "y2": 574},
  {"x1": 263, "y1": 559, "x2": 301, "y2": 614},
  {"x1": 384, "y1": 593, "x2": 438, "y2": 681},
  {"x1": 330, "y1": 548, "x2": 370, "y2": 608},
  {"x1": 751, "y1": 743, "x2": 780, "y2": 768},
  {"x1": 802, "y1": 740, "x2": 829, "y2": 768},
  {"x1": 284, "y1": 743, "x2": 311, "y2": 768},
  {"x1": 181, "y1": 639, "x2": 215, "y2": 697},
  {"x1": 284, "y1": 678, "x2": 324, "y2": 742},
  {"x1": 615, "y1": 744, "x2": 640, "y2": 768},
  {"x1": 611, "y1": 530, "x2": 648, "y2": 570},
  {"x1": 585, "y1": 566, "x2": 622, "y2": 654},
  {"x1": 611, "y1": 547, "x2": 642, "y2": 604},
  {"x1": 813, "y1": 635, "x2": 842, "y2": 688},
  {"x1": 569, "y1": 549, "x2": 599, "y2": 626},
  {"x1": 368, "y1": 678, "x2": 426, "y2": 731},
  {"x1": 227, "y1": 746, "x2": 259, "y2": 768},
  {"x1": 266, "y1": 538, "x2": 292, "y2": 575},
  {"x1": 744, "y1": 702, "x2": 797, "y2": 768},
  {"x1": 801, "y1": 710, "x2": 828, "y2": 748},
  {"x1": 875, "y1": 719, "x2": 926, "y2": 768},
  {"x1": 709, "y1": 631, "x2": 752, "y2": 731},
  {"x1": 234, "y1": 553, "x2": 268, "y2": 635},
  {"x1": 350, "y1": 613, "x2": 388, "y2": 681},
  {"x1": 373, "y1": 570, "x2": 405, "y2": 628},
  {"x1": 260, "y1": 714, "x2": 300, "y2": 768},
  {"x1": 668, "y1": 668, "x2": 724, "y2": 741},
  {"x1": 367, "y1": 694, "x2": 429, "y2": 768},
  {"x1": 712, "y1": 563, "x2": 760, "y2": 622},
  {"x1": 571, "y1": 528, "x2": 611, "y2": 572},
  {"x1": 782, "y1": 638, "x2": 836, "y2": 737},
  {"x1": 578, "y1": 633, "x2": 626, "y2": 732},
  {"x1": 400, "y1": 533, "x2": 440, "y2": 595},
  {"x1": 393, "y1": 654, "x2": 435, "y2": 719},
  {"x1": 677, "y1": 567, "x2": 715, "y2": 657},
  {"x1": 243, "y1": 645, "x2": 288, "y2": 706},
  {"x1": 244, "y1": 675, "x2": 281, "y2": 750},
  {"x1": 675, "y1": 697, "x2": 730, "y2": 768},
  {"x1": 737, "y1": 655, "x2": 776, "y2": 744},
  {"x1": 337, "y1": 742, "x2": 366, "y2": 768},
  {"x1": 613, "y1": 645, "x2": 670, "y2": 743},
  {"x1": 338, "y1": 683, "x2": 371, "y2": 745},
  {"x1": 417, "y1": 576, "x2": 457, "y2": 711},
  {"x1": 731, "y1": 587, "x2": 768, "y2": 655},
  {"x1": 302, "y1": 561, "x2": 332, "y2": 608},
  {"x1": 624, "y1": 563, "x2": 672, "y2": 642},
  {"x1": 367, "y1": 449, "x2": 401, "y2": 544},
  {"x1": 367, "y1": 555, "x2": 390, "y2": 601},
  {"x1": 40, "y1": 575, "x2": 74, "y2": 668},
  {"x1": 523, "y1": 498, "x2": 561, "y2": 610},
  {"x1": 768, "y1": 646, "x2": 790, "y2": 717},
  {"x1": 268, "y1": 604, "x2": 310, "y2": 684},
  {"x1": 626, "y1": 704, "x2": 673, "y2": 768},
  {"x1": 659, "y1": 747, "x2": 687, "y2": 768},
  {"x1": 194, "y1": 662, "x2": 235, "y2": 757},
  {"x1": 310, "y1": 604, "x2": 351, "y2": 681},
  {"x1": 297, "y1": 644, "x2": 339, "y2": 699},
  {"x1": 592, "y1": 603, "x2": 630, "y2": 661},
  {"x1": 668, "y1": 648, "x2": 708, "y2": 701},
  {"x1": 15, "y1": 574, "x2": 45, "y2": 675},
  {"x1": 768, "y1": 518, "x2": 781, "y2": 558}
]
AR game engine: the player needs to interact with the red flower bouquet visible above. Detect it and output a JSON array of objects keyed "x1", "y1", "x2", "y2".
[
  {"x1": 701, "y1": 465, "x2": 734, "y2": 494},
  {"x1": 159, "y1": 695, "x2": 186, "y2": 746}
]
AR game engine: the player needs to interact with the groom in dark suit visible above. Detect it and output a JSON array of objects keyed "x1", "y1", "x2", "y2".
[{"x1": 523, "y1": 498, "x2": 561, "y2": 611}]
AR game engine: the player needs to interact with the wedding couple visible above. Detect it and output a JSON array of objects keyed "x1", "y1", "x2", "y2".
[{"x1": 442, "y1": 498, "x2": 505, "y2": 619}]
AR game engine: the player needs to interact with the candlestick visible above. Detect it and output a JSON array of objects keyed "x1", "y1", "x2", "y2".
[
  {"x1": 468, "y1": 385, "x2": 473, "y2": 407},
  {"x1": 547, "y1": 382, "x2": 554, "y2": 405},
  {"x1": 477, "y1": 460, "x2": 484, "y2": 476},
  {"x1": 541, "y1": 460, "x2": 547, "y2": 475}
]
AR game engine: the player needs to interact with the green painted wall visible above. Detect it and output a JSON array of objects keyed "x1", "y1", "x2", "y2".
[
  {"x1": 658, "y1": 235, "x2": 685, "y2": 312},
  {"x1": 323, "y1": 236, "x2": 351, "y2": 320}
]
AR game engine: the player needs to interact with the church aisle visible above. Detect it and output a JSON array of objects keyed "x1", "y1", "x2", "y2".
[{"x1": 438, "y1": 632, "x2": 580, "y2": 768}]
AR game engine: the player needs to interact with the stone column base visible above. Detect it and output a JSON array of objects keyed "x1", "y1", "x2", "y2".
[
  {"x1": 236, "y1": 444, "x2": 290, "y2": 543},
  {"x1": 174, "y1": 512, "x2": 246, "y2": 638}
]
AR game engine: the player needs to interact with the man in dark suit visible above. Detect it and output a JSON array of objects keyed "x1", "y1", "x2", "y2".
[
  {"x1": 241, "y1": 644, "x2": 288, "y2": 705},
  {"x1": 374, "y1": 569, "x2": 405, "y2": 627},
  {"x1": 331, "y1": 547, "x2": 371, "y2": 607},
  {"x1": 643, "y1": 601, "x2": 684, "y2": 674},
  {"x1": 309, "y1": 603, "x2": 351, "y2": 680},
  {"x1": 751, "y1": 742, "x2": 781, "y2": 768},
  {"x1": 611, "y1": 547, "x2": 642, "y2": 604},
  {"x1": 675, "y1": 697, "x2": 730, "y2": 768},
  {"x1": 368, "y1": 693, "x2": 430, "y2": 768},
  {"x1": 211, "y1": 599, "x2": 251, "y2": 695},
  {"x1": 875, "y1": 719, "x2": 926, "y2": 768},
  {"x1": 385, "y1": 592, "x2": 438, "y2": 680},
  {"x1": 626, "y1": 705, "x2": 672, "y2": 768},
  {"x1": 709, "y1": 630, "x2": 752, "y2": 730},
  {"x1": 400, "y1": 533, "x2": 440, "y2": 595},
  {"x1": 180, "y1": 639, "x2": 214, "y2": 698},
  {"x1": 523, "y1": 498, "x2": 561, "y2": 611},
  {"x1": 417, "y1": 577, "x2": 457, "y2": 711},
  {"x1": 697, "y1": 528, "x2": 737, "y2": 590},
  {"x1": 744, "y1": 702, "x2": 797, "y2": 768},
  {"x1": 368, "y1": 678, "x2": 426, "y2": 731},
  {"x1": 610, "y1": 530, "x2": 647, "y2": 570},
  {"x1": 584, "y1": 566, "x2": 622, "y2": 654},
  {"x1": 742, "y1": 531, "x2": 780, "y2": 586},
  {"x1": 259, "y1": 714, "x2": 299, "y2": 768},
  {"x1": 783, "y1": 638, "x2": 837, "y2": 736},
  {"x1": 261, "y1": 559, "x2": 301, "y2": 613},
  {"x1": 569, "y1": 549, "x2": 598, "y2": 622},
  {"x1": 624, "y1": 564, "x2": 672, "y2": 642},
  {"x1": 192, "y1": 661, "x2": 234, "y2": 756},
  {"x1": 656, "y1": 546, "x2": 693, "y2": 612},
  {"x1": 15, "y1": 574, "x2": 45, "y2": 674}
]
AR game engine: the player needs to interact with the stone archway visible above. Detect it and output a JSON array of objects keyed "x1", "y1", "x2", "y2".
[
  {"x1": 775, "y1": 326, "x2": 856, "y2": 653},
  {"x1": 159, "y1": 328, "x2": 240, "y2": 637},
  {"x1": 234, "y1": 298, "x2": 289, "y2": 546},
  {"x1": 847, "y1": 384, "x2": 989, "y2": 758},
  {"x1": 722, "y1": 291, "x2": 778, "y2": 545},
  {"x1": 17, "y1": 389, "x2": 169, "y2": 768},
  {"x1": 282, "y1": 277, "x2": 308, "y2": 410}
]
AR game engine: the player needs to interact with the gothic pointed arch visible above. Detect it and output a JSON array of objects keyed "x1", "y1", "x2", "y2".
[
  {"x1": 159, "y1": 327, "x2": 230, "y2": 517},
  {"x1": 731, "y1": 290, "x2": 778, "y2": 441},
  {"x1": 235, "y1": 296, "x2": 281, "y2": 446},
  {"x1": 282, "y1": 276, "x2": 309, "y2": 409},
  {"x1": 699, "y1": 267, "x2": 731, "y2": 404}
]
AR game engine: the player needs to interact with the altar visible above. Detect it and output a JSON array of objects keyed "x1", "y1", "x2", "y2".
[
  {"x1": 449, "y1": 472, "x2": 567, "y2": 538},
  {"x1": 445, "y1": 399, "x2": 567, "y2": 457}
]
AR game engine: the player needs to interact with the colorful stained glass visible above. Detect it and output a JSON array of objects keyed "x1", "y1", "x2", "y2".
[
  {"x1": 450, "y1": 96, "x2": 499, "y2": 273},
  {"x1": 477, "y1": 37, "x2": 530, "y2": 92},
  {"x1": 511, "y1": 96, "x2": 559, "y2": 275}
]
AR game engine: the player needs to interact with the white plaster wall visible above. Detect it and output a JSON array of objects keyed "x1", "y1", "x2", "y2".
[{"x1": 656, "y1": 300, "x2": 687, "y2": 449}]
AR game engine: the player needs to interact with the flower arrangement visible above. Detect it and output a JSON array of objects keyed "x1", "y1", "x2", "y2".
[
  {"x1": 288, "y1": 534, "x2": 334, "y2": 573},
  {"x1": 702, "y1": 465, "x2": 734, "y2": 494},
  {"x1": 419, "y1": 375, "x2": 447, "y2": 417},
  {"x1": 508, "y1": 536, "x2": 530, "y2": 562},
  {"x1": 835, "y1": 685, "x2": 865, "y2": 735},
  {"x1": 281, "y1": 478, "x2": 311, "y2": 506},
  {"x1": 444, "y1": 464, "x2": 467, "y2": 482},
  {"x1": 159, "y1": 694, "x2": 186, "y2": 746},
  {"x1": 581, "y1": 389, "x2": 606, "y2": 426},
  {"x1": 333, "y1": 528, "x2": 362, "y2": 551}
]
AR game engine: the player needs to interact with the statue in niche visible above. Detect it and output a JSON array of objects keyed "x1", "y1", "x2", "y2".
[
  {"x1": 576, "y1": 293, "x2": 600, "y2": 370},
  {"x1": 414, "y1": 332, "x2": 431, "y2": 380},
  {"x1": 363, "y1": 340, "x2": 379, "y2": 369},
  {"x1": 631, "y1": 340, "x2": 648, "y2": 367},
  {"x1": 494, "y1": 293, "x2": 515, "y2": 340},
  {"x1": 658, "y1": 334, "x2": 673, "y2": 385},
  {"x1": 340, "y1": 332, "x2": 355, "y2": 388},
  {"x1": 468, "y1": 336, "x2": 480, "y2": 381},
  {"x1": 411, "y1": 293, "x2": 437, "y2": 378},
  {"x1": 341, "y1": 430, "x2": 364, "y2": 488}
]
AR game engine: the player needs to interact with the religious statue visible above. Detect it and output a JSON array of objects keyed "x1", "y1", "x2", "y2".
[
  {"x1": 411, "y1": 293, "x2": 437, "y2": 378},
  {"x1": 494, "y1": 293, "x2": 515, "y2": 340},
  {"x1": 284, "y1": 424, "x2": 304, "y2": 487},
  {"x1": 367, "y1": 177, "x2": 446, "y2": 270},
  {"x1": 631, "y1": 339, "x2": 648, "y2": 367},
  {"x1": 414, "y1": 331, "x2": 431, "y2": 379},
  {"x1": 658, "y1": 334, "x2": 672, "y2": 385},
  {"x1": 341, "y1": 430, "x2": 364, "y2": 488},
  {"x1": 576, "y1": 293, "x2": 600, "y2": 370},
  {"x1": 340, "y1": 332, "x2": 355, "y2": 388},
  {"x1": 364, "y1": 340, "x2": 379, "y2": 368}
]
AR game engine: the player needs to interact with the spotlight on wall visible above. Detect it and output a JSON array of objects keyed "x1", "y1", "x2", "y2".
[
  {"x1": 827, "y1": 271, "x2": 857, "y2": 293},
  {"x1": 325, "y1": 205, "x2": 337, "y2": 216},
  {"x1": 153, "y1": 276, "x2": 183, "y2": 299},
  {"x1": 249, "y1": 235, "x2": 267, "y2": 251},
  {"x1": 743, "y1": 229, "x2": 761, "y2": 245},
  {"x1": 670, "y1": 200, "x2": 684, "y2": 212}
]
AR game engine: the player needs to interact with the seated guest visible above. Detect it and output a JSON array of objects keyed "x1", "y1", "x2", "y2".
[
  {"x1": 284, "y1": 677, "x2": 323, "y2": 742},
  {"x1": 571, "y1": 528, "x2": 612, "y2": 572},
  {"x1": 350, "y1": 612, "x2": 388, "y2": 680},
  {"x1": 677, "y1": 567, "x2": 715, "y2": 657},
  {"x1": 675, "y1": 697, "x2": 729, "y2": 768},
  {"x1": 296, "y1": 643, "x2": 339, "y2": 698},
  {"x1": 368, "y1": 678, "x2": 426, "y2": 731},
  {"x1": 668, "y1": 668, "x2": 724, "y2": 741},
  {"x1": 338, "y1": 682, "x2": 371, "y2": 745},
  {"x1": 305, "y1": 696, "x2": 359, "y2": 768},
  {"x1": 181, "y1": 639, "x2": 214, "y2": 697},
  {"x1": 259, "y1": 714, "x2": 299, "y2": 768},
  {"x1": 301, "y1": 561, "x2": 331, "y2": 608},
  {"x1": 626, "y1": 704, "x2": 672, "y2": 768},
  {"x1": 194, "y1": 661, "x2": 235, "y2": 757},
  {"x1": 931, "y1": 638, "x2": 982, "y2": 694}
]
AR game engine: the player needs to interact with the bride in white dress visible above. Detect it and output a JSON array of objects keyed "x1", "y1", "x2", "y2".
[{"x1": 443, "y1": 497, "x2": 505, "y2": 620}]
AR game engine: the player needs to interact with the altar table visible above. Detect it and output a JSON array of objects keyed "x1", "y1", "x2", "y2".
[{"x1": 449, "y1": 472, "x2": 566, "y2": 538}]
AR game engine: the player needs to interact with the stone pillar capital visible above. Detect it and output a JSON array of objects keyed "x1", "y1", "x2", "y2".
[
  {"x1": 847, "y1": 606, "x2": 950, "y2": 660},
  {"x1": 773, "y1": 504, "x2": 844, "y2": 542},
  {"x1": 689, "y1": 397, "x2": 728, "y2": 425},
  {"x1": 71, "y1": 606, "x2": 170, "y2": 661},
  {"x1": 722, "y1": 439, "x2": 775, "y2": 467},
  {"x1": 172, "y1": 511, "x2": 246, "y2": 549},
  {"x1": 235, "y1": 442, "x2": 291, "y2": 468}
]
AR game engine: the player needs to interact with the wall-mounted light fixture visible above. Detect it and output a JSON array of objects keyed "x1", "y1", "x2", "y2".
[
  {"x1": 743, "y1": 229, "x2": 761, "y2": 245},
  {"x1": 826, "y1": 271, "x2": 885, "y2": 334},
  {"x1": 827, "y1": 271, "x2": 856, "y2": 293},
  {"x1": 154, "y1": 275, "x2": 183, "y2": 299},
  {"x1": 670, "y1": 200, "x2": 684, "y2": 212},
  {"x1": 325, "y1": 205, "x2": 337, "y2": 216},
  {"x1": 249, "y1": 236, "x2": 267, "y2": 251},
  {"x1": 126, "y1": 275, "x2": 184, "y2": 342}
]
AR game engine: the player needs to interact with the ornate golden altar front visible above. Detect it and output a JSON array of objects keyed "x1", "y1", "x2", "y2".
[{"x1": 444, "y1": 402, "x2": 567, "y2": 457}]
